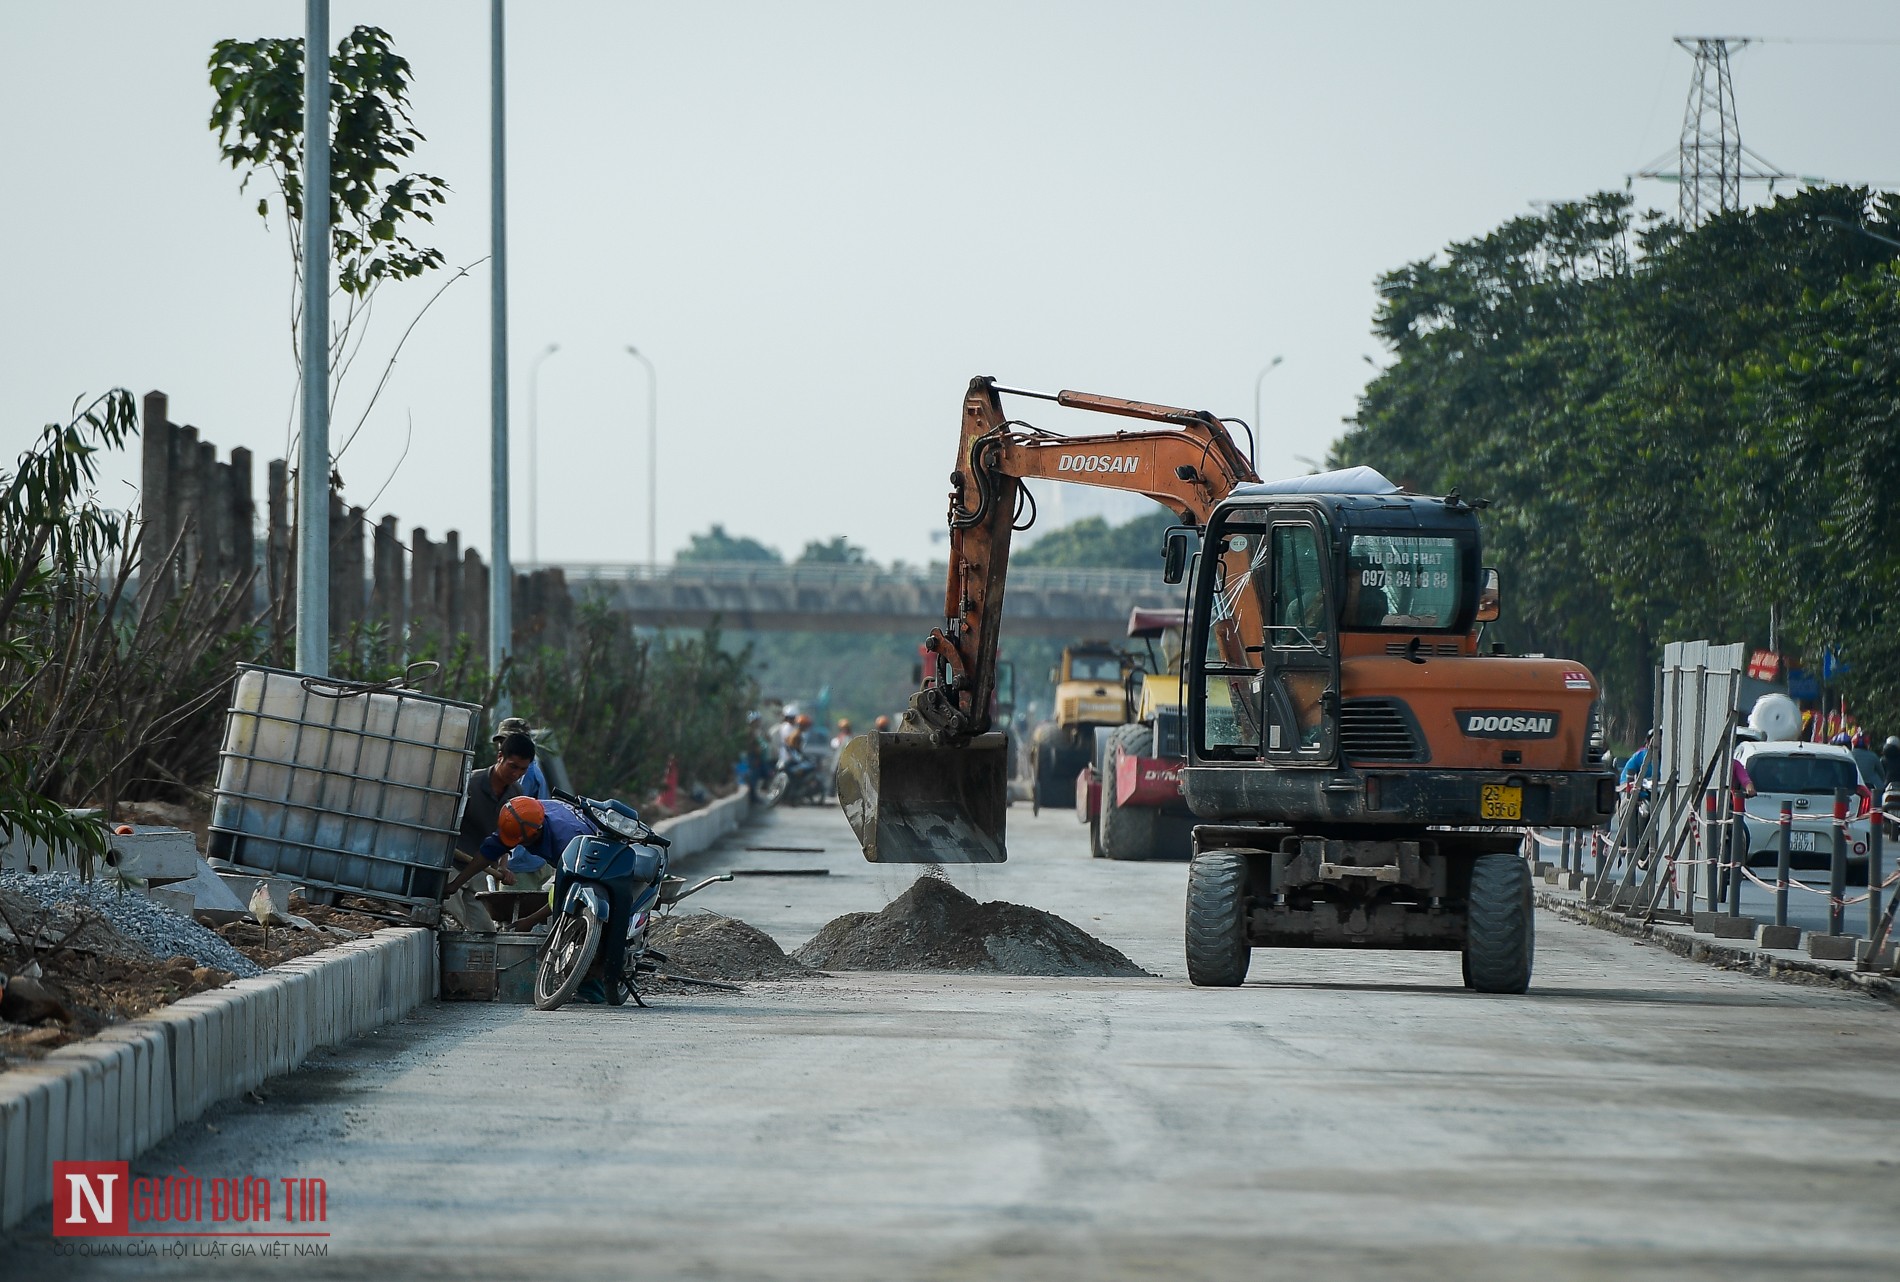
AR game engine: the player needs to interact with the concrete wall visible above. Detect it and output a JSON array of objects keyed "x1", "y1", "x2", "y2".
[{"x1": 0, "y1": 927, "x2": 435, "y2": 1231}]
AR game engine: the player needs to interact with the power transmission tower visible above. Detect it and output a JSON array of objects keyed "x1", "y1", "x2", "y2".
[{"x1": 1632, "y1": 37, "x2": 1795, "y2": 227}]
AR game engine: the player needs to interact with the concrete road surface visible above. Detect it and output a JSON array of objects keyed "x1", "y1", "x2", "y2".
[{"x1": 8, "y1": 803, "x2": 1900, "y2": 1280}]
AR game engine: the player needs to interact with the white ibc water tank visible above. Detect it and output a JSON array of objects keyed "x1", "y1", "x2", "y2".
[{"x1": 1749, "y1": 693, "x2": 1803, "y2": 742}]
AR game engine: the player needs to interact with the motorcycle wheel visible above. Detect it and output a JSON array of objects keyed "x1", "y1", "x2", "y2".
[
  {"x1": 758, "y1": 771, "x2": 788, "y2": 807},
  {"x1": 533, "y1": 905, "x2": 603, "y2": 1010}
]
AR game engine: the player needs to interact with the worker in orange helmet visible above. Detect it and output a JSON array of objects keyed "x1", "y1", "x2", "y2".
[
  {"x1": 479, "y1": 795, "x2": 620, "y2": 1001},
  {"x1": 874, "y1": 715, "x2": 891, "y2": 732}
]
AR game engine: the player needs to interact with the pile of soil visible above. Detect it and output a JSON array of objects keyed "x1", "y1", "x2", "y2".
[
  {"x1": 648, "y1": 912, "x2": 818, "y2": 982},
  {"x1": 793, "y1": 874, "x2": 1150, "y2": 977}
]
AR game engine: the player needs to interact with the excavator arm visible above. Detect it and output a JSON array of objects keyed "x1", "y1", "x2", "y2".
[{"x1": 837, "y1": 376, "x2": 1259, "y2": 862}]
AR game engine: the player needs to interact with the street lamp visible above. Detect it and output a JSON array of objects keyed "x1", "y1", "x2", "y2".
[
  {"x1": 625, "y1": 346, "x2": 657, "y2": 566},
  {"x1": 528, "y1": 342, "x2": 559, "y2": 565},
  {"x1": 1252, "y1": 356, "x2": 1284, "y2": 455}
]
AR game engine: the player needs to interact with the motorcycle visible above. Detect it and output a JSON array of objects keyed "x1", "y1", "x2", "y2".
[
  {"x1": 757, "y1": 753, "x2": 827, "y2": 807},
  {"x1": 533, "y1": 791, "x2": 731, "y2": 1010},
  {"x1": 1883, "y1": 781, "x2": 1900, "y2": 841}
]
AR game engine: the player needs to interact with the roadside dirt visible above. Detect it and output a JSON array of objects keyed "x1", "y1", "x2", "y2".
[
  {"x1": 0, "y1": 889, "x2": 390, "y2": 1071},
  {"x1": 793, "y1": 874, "x2": 1151, "y2": 977}
]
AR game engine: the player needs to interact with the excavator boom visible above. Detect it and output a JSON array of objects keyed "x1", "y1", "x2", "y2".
[{"x1": 836, "y1": 376, "x2": 1258, "y2": 863}]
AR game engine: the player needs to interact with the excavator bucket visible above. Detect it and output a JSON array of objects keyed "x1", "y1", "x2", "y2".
[{"x1": 835, "y1": 731, "x2": 1008, "y2": 863}]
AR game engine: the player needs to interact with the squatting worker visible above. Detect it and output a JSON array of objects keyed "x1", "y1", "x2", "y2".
[
  {"x1": 443, "y1": 731, "x2": 537, "y2": 897},
  {"x1": 494, "y1": 716, "x2": 551, "y2": 801},
  {"x1": 482, "y1": 797, "x2": 623, "y2": 1003}
]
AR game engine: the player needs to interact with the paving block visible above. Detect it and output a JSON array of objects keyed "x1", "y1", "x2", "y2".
[
  {"x1": 1807, "y1": 933, "x2": 1858, "y2": 962},
  {"x1": 1709, "y1": 915, "x2": 1757, "y2": 940},
  {"x1": 1756, "y1": 924, "x2": 1802, "y2": 950},
  {"x1": 1855, "y1": 939, "x2": 1898, "y2": 969},
  {"x1": 147, "y1": 886, "x2": 199, "y2": 918},
  {"x1": 107, "y1": 829, "x2": 202, "y2": 883},
  {"x1": 0, "y1": 1063, "x2": 65, "y2": 1230},
  {"x1": 15, "y1": 1064, "x2": 72, "y2": 1214},
  {"x1": 1533, "y1": 861, "x2": 1554, "y2": 877},
  {"x1": 152, "y1": 859, "x2": 251, "y2": 922}
]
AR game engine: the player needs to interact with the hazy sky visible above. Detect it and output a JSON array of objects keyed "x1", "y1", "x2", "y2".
[{"x1": 5, "y1": 2, "x2": 1899, "y2": 569}]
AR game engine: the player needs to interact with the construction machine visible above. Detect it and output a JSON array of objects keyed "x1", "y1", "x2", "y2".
[
  {"x1": 835, "y1": 376, "x2": 1615, "y2": 991},
  {"x1": 1077, "y1": 607, "x2": 1197, "y2": 862},
  {"x1": 1027, "y1": 641, "x2": 1137, "y2": 813}
]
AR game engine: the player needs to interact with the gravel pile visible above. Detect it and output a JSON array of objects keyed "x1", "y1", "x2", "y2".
[
  {"x1": 0, "y1": 871, "x2": 262, "y2": 978},
  {"x1": 792, "y1": 874, "x2": 1149, "y2": 977},
  {"x1": 649, "y1": 912, "x2": 817, "y2": 982}
]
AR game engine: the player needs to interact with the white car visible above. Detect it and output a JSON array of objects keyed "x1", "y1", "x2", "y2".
[{"x1": 1734, "y1": 740, "x2": 1874, "y2": 880}]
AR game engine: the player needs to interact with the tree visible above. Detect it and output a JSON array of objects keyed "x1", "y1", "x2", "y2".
[
  {"x1": 1333, "y1": 186, "x2": 1900, "y2": 740},
  {"x1": 796, "y1": 536, "x2": 869, "y2": 566},
  {"x1": 677, "y1": 525, "x2": 782, "y2": 564},
  {"x1": 208, "y1": 26, "x2": 453, "y2": 473},
  {"x1": 1014, "y1": 507, "x2": 1173, "y2": 569}
]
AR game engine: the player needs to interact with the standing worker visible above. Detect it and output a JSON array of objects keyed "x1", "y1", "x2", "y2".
[
  {"x1": 440, "y1": 731, "x2": 538, "y2": 923},
  {"x1": 494, "y1": 716, "x2": 551, "y2": 800}
]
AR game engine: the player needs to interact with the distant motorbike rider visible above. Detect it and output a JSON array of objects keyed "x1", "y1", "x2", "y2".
[{"x1": 1881, "y1": 736, "x2": 1900, "y2": 789}]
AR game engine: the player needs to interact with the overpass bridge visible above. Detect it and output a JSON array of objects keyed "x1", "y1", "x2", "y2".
[{"x1": 535, "y1": 561, "x2": 1176, "y2": 636}]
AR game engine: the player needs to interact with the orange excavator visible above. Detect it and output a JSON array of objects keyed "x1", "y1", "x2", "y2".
[{"x1": 836, "y1": 376, "x2": 1614, "y2": 991}]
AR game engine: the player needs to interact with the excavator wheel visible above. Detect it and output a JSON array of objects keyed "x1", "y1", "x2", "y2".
[
  {"x1": 1185, "y1": 852, "x2": 1250, "y2": 987},
  {"x1": 1463, "y1": 853, "x2": 1534, "y2": 994},
  {"x1": 1100, "y1": 723, "x2": 1158, "y2": 861}
]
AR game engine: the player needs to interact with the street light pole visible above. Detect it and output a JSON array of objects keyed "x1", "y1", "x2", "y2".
[
  {"x1": 295, "y1": 0, "x2": 331, "y2": 676},
  {"x1": 625, "y1": 346, "x2": 657, "y2": 566},
  {"x1": 527, "y1": 342, "x2": 559, "y2": 565},
  {"x1": 1252, "y1": 355, "x2": 1284, "y2": 448},
  {"x1": 489, "y1": 0, "x2": 512, "y2": 718}
]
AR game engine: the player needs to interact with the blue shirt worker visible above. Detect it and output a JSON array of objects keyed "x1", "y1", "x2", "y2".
[{"x1": 484, "y1": 797, "x2": 634, "y2": 1004}]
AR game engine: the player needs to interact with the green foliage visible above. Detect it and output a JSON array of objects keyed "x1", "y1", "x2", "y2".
[
  {"x1": 1334, "y1": 187, "x2": 1900, "y2": 738},
  {"x1": 0, "y1": 393, "x2": 269, "y2": 869},
  {"x1": 209, "y1": 25, "x2": 447, "y2": 297},
  {"x1": 1015, "y1": 507, "x2": 1174, "y2": 569},
  {"x1": 677, "y1": 524, "x2": 782, "y2": 564},
  {"x1": 796, "y1": 536, "x2": 868, "y2": 565},
  {"x1": 337, "y1": 606, "x2": 757, "y2": 802}
]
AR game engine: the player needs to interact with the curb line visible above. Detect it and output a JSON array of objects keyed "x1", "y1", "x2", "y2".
[
  {"x1": 0, "y1": 926, "x2": 435, "y2": 1231},
  {"x1": 1536, "y1": 889, "x2": 1900, "y2": 1009},
  {"x1": 655, "y1": 789, "x2": 752, "y2": 867}
]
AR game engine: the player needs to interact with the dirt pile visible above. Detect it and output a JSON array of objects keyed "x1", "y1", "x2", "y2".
[
  {"x1": 792, "y1": 875, "x2": 1149, "y2": 977},
  {"x1": 649, "y1": 912, "x2": 818, "y2": 982}
]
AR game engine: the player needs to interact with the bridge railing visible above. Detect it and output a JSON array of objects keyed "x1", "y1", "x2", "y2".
[{"x1": 532, "y1": 561, "x2": 1171, "y2": 596}]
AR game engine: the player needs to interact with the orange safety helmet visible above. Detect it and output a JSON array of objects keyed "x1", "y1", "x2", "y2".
[
  {"x1": 797, "y1": 714, "x2": 813, "y2": 729},
  {"x1": 874, "y1": 715, "x2": 891, "y2": 731},
  {"x1": 837, "y1": 718, "x2": 852, "y2": 733},
  {"x1": 497, "y1": 796, "x2": 545, "y2": 848}
]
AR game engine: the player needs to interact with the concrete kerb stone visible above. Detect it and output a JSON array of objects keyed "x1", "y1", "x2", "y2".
[
  {"x1": 655, "y1": 790, "x2": 752, "y2": 871},
  {"x1": 1535, "y1": 885, "x2": 1900, "y2": 1008},
  {"x1": 0, "y1": 926, "x2": 434, "y2": 1231}
]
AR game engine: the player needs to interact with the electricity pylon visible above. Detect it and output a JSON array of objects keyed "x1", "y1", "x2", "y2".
[{"x1": 1632, "y1": 37, "x2": 1796, "y2": 227}]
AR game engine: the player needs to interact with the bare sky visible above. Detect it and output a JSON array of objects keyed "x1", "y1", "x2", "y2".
[{"x1": 5, "y1": 2, "x2": 1898, "y2": 568}]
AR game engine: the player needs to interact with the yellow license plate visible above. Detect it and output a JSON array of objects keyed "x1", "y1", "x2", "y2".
[{"x1": 1480, "y1": 784, "x2": 1522, "y2": 822}]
